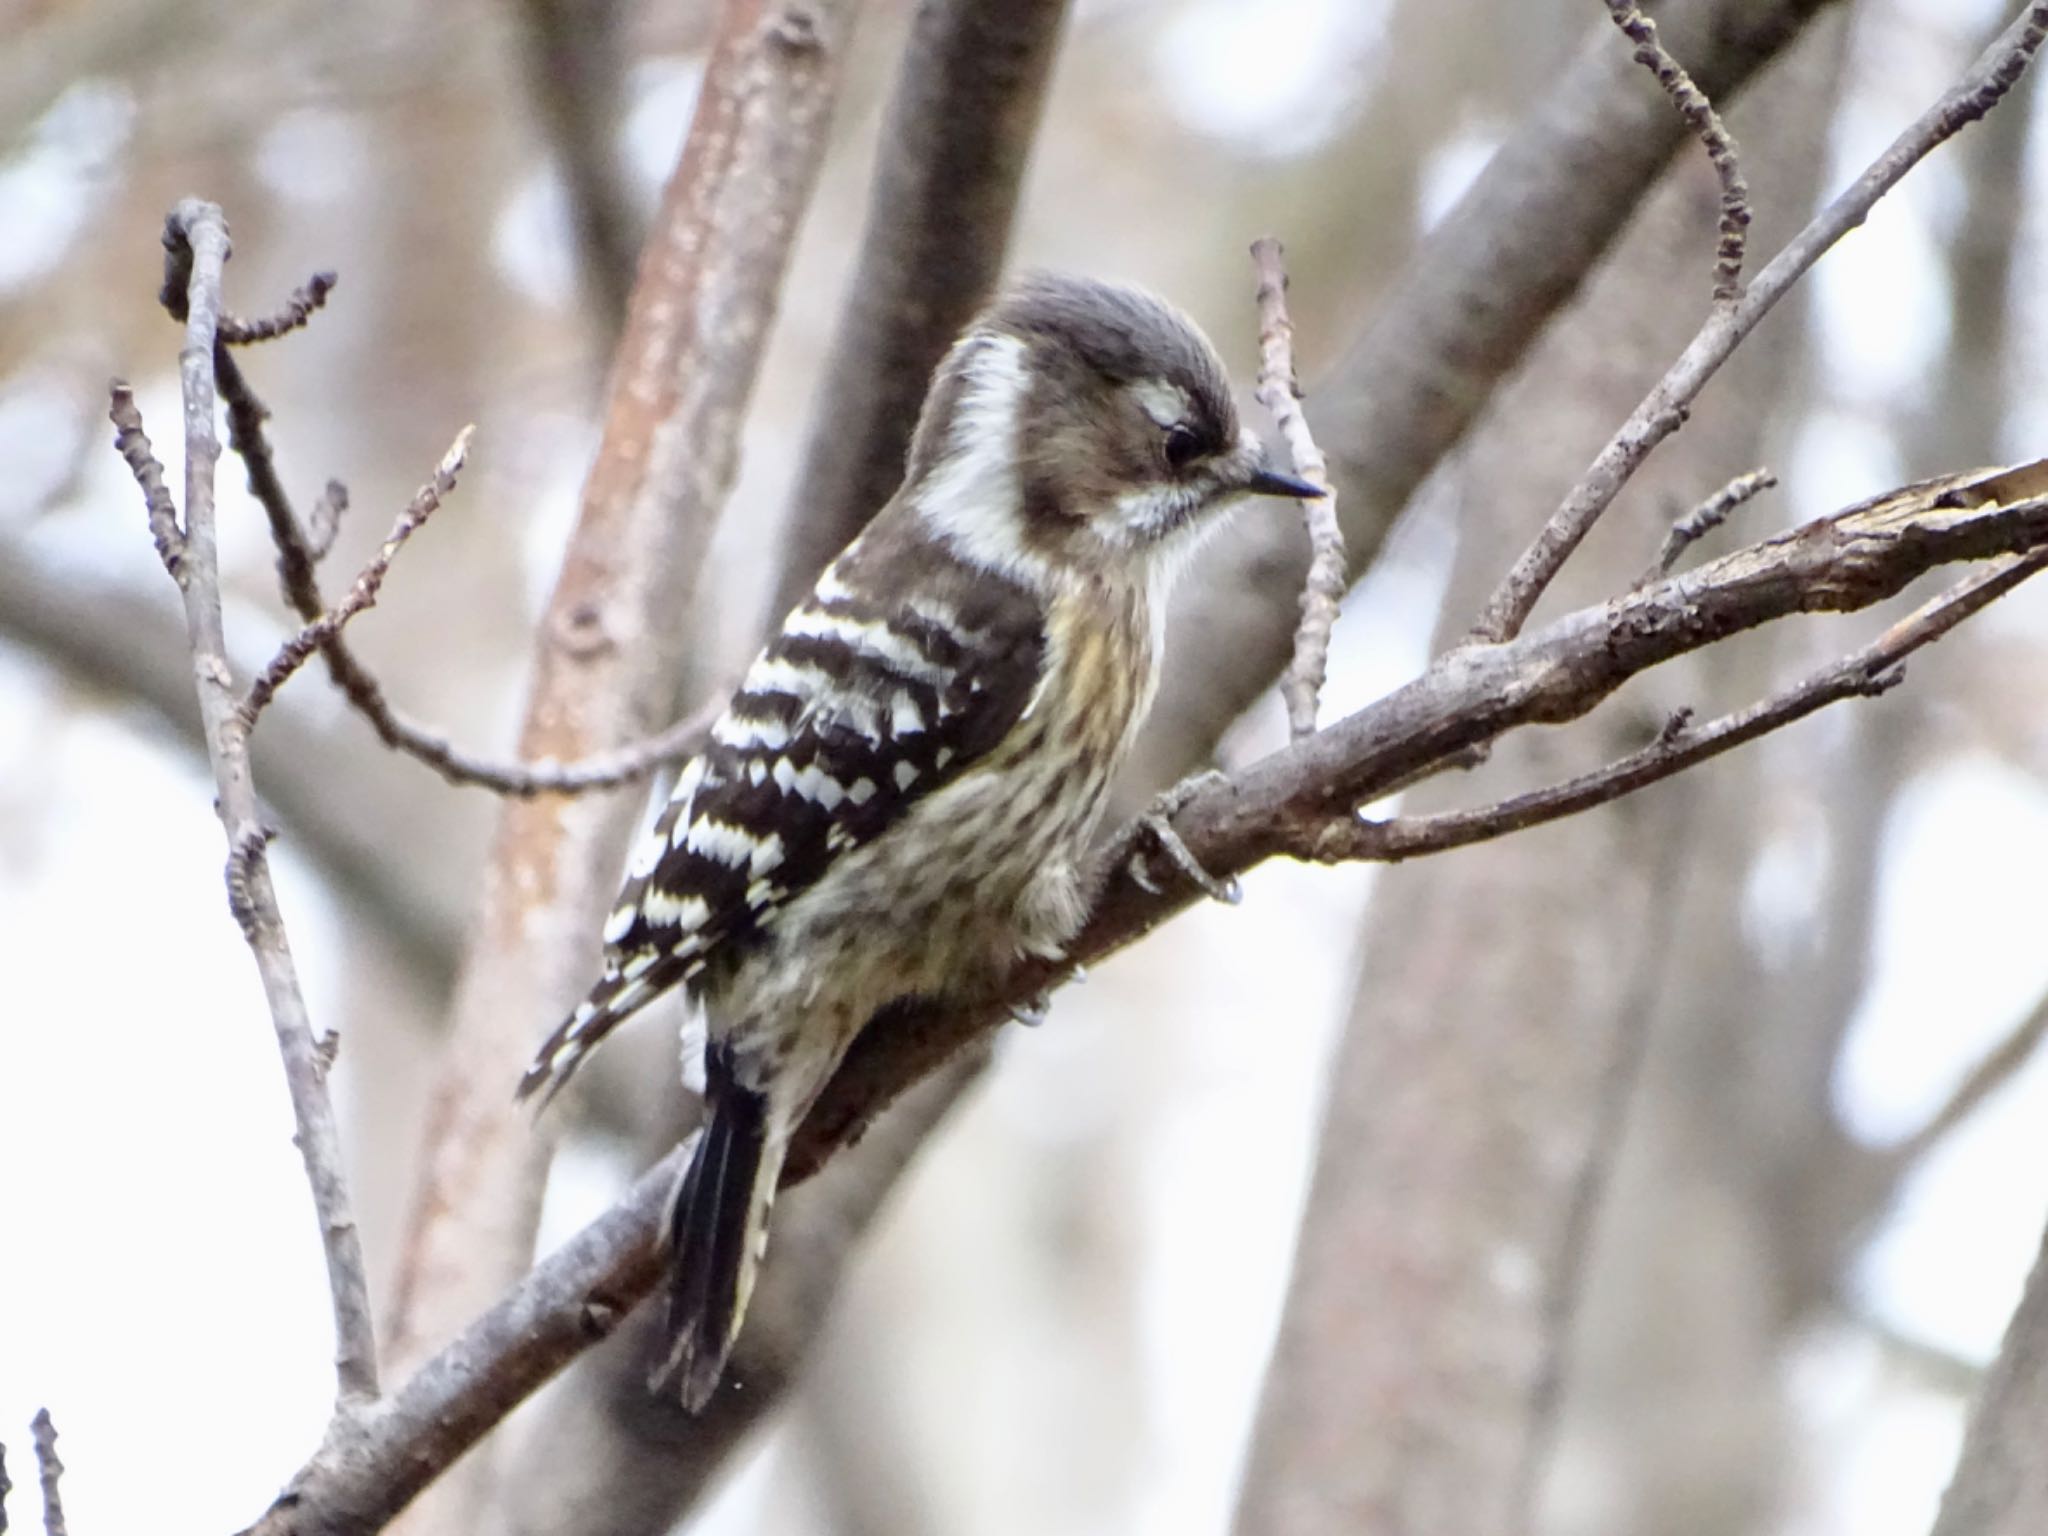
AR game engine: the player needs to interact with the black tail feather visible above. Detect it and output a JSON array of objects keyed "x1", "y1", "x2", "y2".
[{"x1": 655, "y1": 1045, "x2": 768, "y2": 1412}]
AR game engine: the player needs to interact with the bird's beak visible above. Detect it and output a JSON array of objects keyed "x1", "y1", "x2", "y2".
[{"x1": 1244, "y1": 464, "x2": 1325, "y2": 499}]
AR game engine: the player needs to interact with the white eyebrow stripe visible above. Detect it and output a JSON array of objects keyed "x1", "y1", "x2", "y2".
[{"x1": 1131, "y1": 378, "x2": 1192, "y2": 428}]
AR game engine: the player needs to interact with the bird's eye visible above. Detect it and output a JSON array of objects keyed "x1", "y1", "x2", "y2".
[{"x1": 1163, "y1": 424, "x2": 1204, "y2": 472}]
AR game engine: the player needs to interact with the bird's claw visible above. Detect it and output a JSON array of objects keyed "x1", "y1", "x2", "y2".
[
  {"x1": 1126, "y1": 771, "x2": 1241, "y2": 905},
  {"x1": 1010, "y1": 990, "x2": 1053, "y2": 1027}
]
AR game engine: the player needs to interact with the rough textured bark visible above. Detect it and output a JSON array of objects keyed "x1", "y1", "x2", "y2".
[{"x1": 1232, "y1": 21, "x2": 1835, "y2": 1530}]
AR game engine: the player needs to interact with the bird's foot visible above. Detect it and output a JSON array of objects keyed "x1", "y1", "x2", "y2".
[{"x1": 1124, "y1": 771, "x2": 1241, "y2": 905}]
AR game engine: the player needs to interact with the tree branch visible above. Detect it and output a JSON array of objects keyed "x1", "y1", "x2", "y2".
[
  {"x1": 230, "y1": 452, "x2": 2048, "y2": 1524},
  {"x1": 1135, "y1": 0, "x2": 1840, "y2": 793},
  {"x1": 792, "y1": 458, "x2": 2048, "y2": 1179},
  {"x1": 1473, "y1": 0, "x2": 2048, "y2": 642},
  {"x1": 768, "y1": 0, "x2": 1070, "y2": 615},
  {"x1": 31, "y1": 1410, "x2": 65, "y2": 1536},
  {"x1": 1603, "y1": 0, "x2": 1751, "y2": 302},
  {"x1": 216, "y1": 339, "x2": 721, "y2": 800},
  {"x1": 243, "y1": 428, "x2": 474, "y2": 726},
  {"x1": 131, "y1": 200, "x2": 381, "y2": 1408},
  {"x1": 377, "y1": 0, "x2": 862, "y2": 1454},
  {"x1": 1251, "y1": 237, "x2": 1344, "y2": 741}
]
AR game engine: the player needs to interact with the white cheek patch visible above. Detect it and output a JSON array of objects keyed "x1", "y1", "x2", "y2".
[
  {"x1": 1131, "y1": 378, "x2": 1192, "y2": 429},
  {"x1": 916, "y1": 334, "x2": 1054, "y2": 591}
]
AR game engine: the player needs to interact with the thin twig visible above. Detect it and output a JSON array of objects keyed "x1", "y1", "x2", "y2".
[
  {"x1": 30, "y1": 1411, "x2": 65, "y2": 1536},
  {"x1": 243, "y1": 426, "x2": 473, "y2": 725},
  {"x1": 1473, "y1": 1, "x2": 2048, "y2": 643},
  {"x1": 106, "y1": 384, "x2": 183, "y2": 581},
  {"x1": 1308, "y1": 550, "x2": 2044, "y2": 864},
  {"x1": 1604, "y1": 0, "x2": 1751, "y2": 302},
  {"x1": 1644, "y1": 465, "x2": 1776, "y2": 581},
  {"x1": 1251, "y1": 237, "x2": 1344, "y2": 739},
  {"x1": 144, "y1": 200, "x2": 380, "y2": 1407},
  {"x1": 306, "y1": 478, "x2": 347, "y2": 563},
  {"x1": 220, "y1": 269, "x2": 338, "y2": 345},
  {"x1": 211, "y1": 338, "x2": 715, "y2": 795}
]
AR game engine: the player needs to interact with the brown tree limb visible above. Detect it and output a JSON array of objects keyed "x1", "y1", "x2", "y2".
[
  {"x1": 1473, "y1": 0, "x2": 2048, "y2": 643},
  {"x1": 134, "y1": 201, "x2": 381, "y2": 1408},
  {"x1": 1603, "y1": 0, "x2": 1752, "y2": 301},
  {"x1": 221, "y1": 271, "x2": 339, "y2": 346},
  {"x1": 1251, "y1": 237, "x2": 1343, "y2": 741},
  {"x1": 377, "y1": 0, "x2": 863, "y2": 1466},
  {"x1": 768, "y1": 0, "x2": 1070, "y2": 615}
]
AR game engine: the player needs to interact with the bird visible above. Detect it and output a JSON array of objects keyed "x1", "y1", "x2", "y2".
[{"x1": 518, "y1": 271, "x2": 1323, "y2": 1410}]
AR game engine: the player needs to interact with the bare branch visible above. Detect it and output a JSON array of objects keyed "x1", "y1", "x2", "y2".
[
  {"x1": 147, "y1": 199, "x2": 380, "y2": 1408},
  {"x1": 1307, "y1": 548, "x2": 2039, "y2": 864},
  {"x1": 377, "y1": 0, "x2": 862, "y2": 1479},
  {"x1": 1251, "y1": 237, "x2": 1344, "y2": 740},
  {"x1": 508, "y1": 0, "x2": 638, "y2": 334},
  {"x1": 29, "y1": 1411, "x2": 63, "y2": 1536},
  {"x1": 1603, "y1": 0, "x2": 1751, "y2": 301},
  {"x1": 1473, "y1": 0, "x2": 2048, "y2": 642},
  {"x1": 213, "y1": 338, "x2": 715, "y2": 798},
  {"x1": 306, "y1": 479, "x2": 348, "y2": 564},
  {"x1": 1934, "y1": 1223, "x2": 2048, "y2": 1532},
  {"x1": 794, "y1": 458, "x2": 2048, "y2": 1179},
  {"x1": 1137, "y1": 0, "x2": 1840, "y2": 794},
  {"x1": 769, "y1": 0, "x2": 1070, "y2": 613},
  {"x1": 220, "y1": 269, "x2": 339, "y2": 345},
  {"x1": 106, "y1": 384, "x2": 184, "y2": 581},
  {"x1": 1645, "y1": 465, "x2": 1776, "y2": 580},
  {"x1": 244, "y1": 427, "x2": 474, "y2": 726}
]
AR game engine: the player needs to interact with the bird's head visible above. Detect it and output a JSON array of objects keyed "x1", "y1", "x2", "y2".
[{"x1": 902, "y1": 272, "x2": 1321, "y2": 593}]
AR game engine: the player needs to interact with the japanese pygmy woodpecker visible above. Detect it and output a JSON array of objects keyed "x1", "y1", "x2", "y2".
[{"x1": 520, "y1": 272, "x2": 1322, "y2": 1410}]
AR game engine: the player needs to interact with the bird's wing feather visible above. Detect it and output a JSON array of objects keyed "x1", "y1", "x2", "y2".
[{"x1": 518, "y1": 542, "x2": 1045, "y2": 1104}]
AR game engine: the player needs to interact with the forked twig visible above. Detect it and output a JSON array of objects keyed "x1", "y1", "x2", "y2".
[
  {"x1": 1474, "y1": 1, "x2": 2048, "y2": 643},
  {"x1": 123, "y1": 200, "x2": 381, "y2": 1408},
  {"x1": 243, "y1": 426, "x2": 474, "y2": 725}
]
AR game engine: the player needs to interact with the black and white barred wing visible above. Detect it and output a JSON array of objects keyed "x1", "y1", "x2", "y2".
[{"x1": 518, "y1": 563, "x2": 1046, "y2": 1104}]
